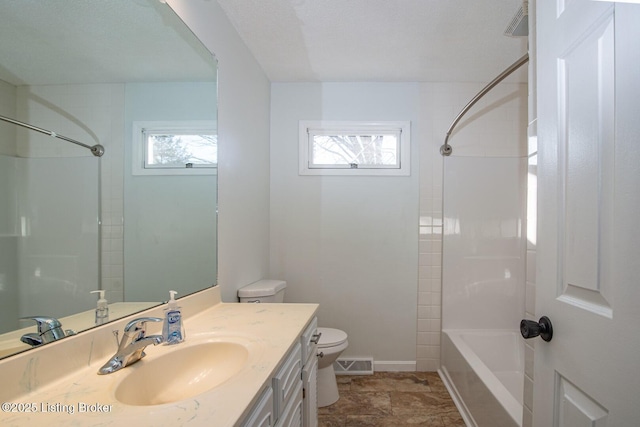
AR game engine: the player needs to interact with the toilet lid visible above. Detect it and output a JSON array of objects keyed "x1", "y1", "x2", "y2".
[{"x1": 317, "y1": 327, "x2": 348, "y2": 347}]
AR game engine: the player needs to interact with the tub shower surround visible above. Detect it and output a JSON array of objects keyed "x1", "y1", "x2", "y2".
[
  {"x1": 439, "y1": 155, "x2": 527, "y2": 426},
  {"x1": 416, "y1": 82, "x2": 528, "y2": 373},
  {"x1": 441, "y1": 330, "x2": 523, "y2": 427}
]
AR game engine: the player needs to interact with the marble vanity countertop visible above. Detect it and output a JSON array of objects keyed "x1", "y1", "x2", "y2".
[{"x1": 0, "y1": 290, "x2": 318, "y2": 427}]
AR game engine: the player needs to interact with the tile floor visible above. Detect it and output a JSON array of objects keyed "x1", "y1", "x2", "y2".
[{"x1": 317, "y1": 372, "x2": 465, "y2": 427}]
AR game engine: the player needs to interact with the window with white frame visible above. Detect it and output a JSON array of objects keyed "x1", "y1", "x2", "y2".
[
  {"x1": 132, "y1": 121, "x2": 217, "y2": 176},
  {"x1": 299, "y1": 121, "x2": 410, "y2": 176}
]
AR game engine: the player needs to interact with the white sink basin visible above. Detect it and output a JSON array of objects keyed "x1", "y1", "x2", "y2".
[{"x1": 114, "y1": 338, "x2": 253, "y2": 406}]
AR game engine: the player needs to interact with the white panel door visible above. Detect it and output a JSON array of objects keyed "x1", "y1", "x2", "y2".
[{"x1": 534, "y1": 1, "x2": 640, "y2": 426}]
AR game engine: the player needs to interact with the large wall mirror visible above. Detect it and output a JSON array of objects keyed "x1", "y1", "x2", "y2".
[{"x1": 0, "y1": 0, "x2": 218, "y2": 358}]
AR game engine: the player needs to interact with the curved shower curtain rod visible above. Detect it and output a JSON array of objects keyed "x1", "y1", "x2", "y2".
[
  {"x1": 440, "y1": 53, "x2": 529, "y2": 157},
  {"x1": 0, "y1": 114, "x2": 105, "y2": 157}
]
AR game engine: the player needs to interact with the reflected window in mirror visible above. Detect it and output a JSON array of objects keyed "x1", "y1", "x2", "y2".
[{"x1": 132, "y1": 121, "x2": 218, "y2": 176}]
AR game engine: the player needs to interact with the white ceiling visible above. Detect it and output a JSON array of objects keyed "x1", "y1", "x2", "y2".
[{"x1": 217, "y1": 0, "x2": 529, "y2": 83}]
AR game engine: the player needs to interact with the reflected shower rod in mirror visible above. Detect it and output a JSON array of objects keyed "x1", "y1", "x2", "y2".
[{"x1": 0, "y1": 114, "x2": 105, "y2": 157}]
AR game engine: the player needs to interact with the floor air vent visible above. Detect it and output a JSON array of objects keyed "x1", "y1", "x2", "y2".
[{"x1": 334, "y1": 357, "x2": 374, "y2": 375}]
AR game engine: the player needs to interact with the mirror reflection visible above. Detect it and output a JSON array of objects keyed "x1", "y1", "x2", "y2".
[{"x1": 0, "y1": 0, "x2": 218, "y2": 359}]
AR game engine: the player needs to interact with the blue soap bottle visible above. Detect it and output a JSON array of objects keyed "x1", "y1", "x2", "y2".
[{"x1": 162, "y1": 290, "x2": 185, "y2": 345}]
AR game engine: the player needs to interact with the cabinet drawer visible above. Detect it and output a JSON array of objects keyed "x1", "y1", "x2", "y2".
[
  {"x1": 241, "y1": 386, "x2": 274, "y2": 427},
  {"x1": 300, "y1": 317, "x2": 318, "y2": 363},
  {"x1": 276, "y1": 381, "x2": 303, "y2": 427},
  {"x1": 273, "y1": 342, "x2": 302, "y2": 419},
  {"x1": 302, "y1": 353, "x2": 318, "y2": 427}
]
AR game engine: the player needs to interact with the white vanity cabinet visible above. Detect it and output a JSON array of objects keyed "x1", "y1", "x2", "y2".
[
  {"x1": 241, "y1": 345, "x2": 302, "y2": 427},
  {"x1": 301, "y1": 357, "x2": 318, "y2": 427},
  {"x1": 241, "y1": 387, "x2": 275, "y2": 427},
  {"x1": 273, "y1": 342, "x2": 302, "y2": 423},
  {"x1": 241, "y1": 317, "x2": 318, "y2": 427},
  {"x1": 276, "y1": 382, "x2": 303, "y2": 427},
  {"x1": 300, "y1": 318, "x2": 319, "y2": 427}
]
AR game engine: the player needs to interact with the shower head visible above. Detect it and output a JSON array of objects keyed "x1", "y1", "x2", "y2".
[{"x1": 504, "y1": 0, "x2": 528, "y2": 37}]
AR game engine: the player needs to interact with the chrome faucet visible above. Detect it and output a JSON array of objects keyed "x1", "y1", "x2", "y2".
[
  {"x1": 98, "y1": 317, "x2": 163, "y2": 375},
  {"x1": 20, "y1": 316, "x2": 76, "y2": 347}
]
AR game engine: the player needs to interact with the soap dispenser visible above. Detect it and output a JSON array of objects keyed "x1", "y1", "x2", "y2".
[
  {"x1": 90, "y1": 290, "x2": 109, "y2": 325},
  {"x1": 162, "y1": 290, "x2": 185, "y2": 345}
]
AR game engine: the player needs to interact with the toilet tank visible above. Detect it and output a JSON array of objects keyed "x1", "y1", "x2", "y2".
[{"x1": 238, "y1": 280, "x2": 287, "y2": 303}]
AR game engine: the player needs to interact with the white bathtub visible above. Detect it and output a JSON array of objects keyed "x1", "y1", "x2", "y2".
[{"x1": 439, "y1": 330, "x2": 524, "y2": 427}]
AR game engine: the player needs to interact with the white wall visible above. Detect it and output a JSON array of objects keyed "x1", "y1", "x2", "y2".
[
  {"x1": 270, "y1": 83, "x2": 420, "y2": 364},
  {"x1": 270, "y1": 82, "x2": 526, "y2": 367},
  {"x1": 168, "y1": 0, "x2": 272, "y2": 302}
]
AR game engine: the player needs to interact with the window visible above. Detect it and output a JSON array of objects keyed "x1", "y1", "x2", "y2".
[
  {"x1": 132, "y1": 121, "x2": 217, "y2": 176},
  {"x1": 299, "y1": 121, "x2": 410, "y2": 176}
]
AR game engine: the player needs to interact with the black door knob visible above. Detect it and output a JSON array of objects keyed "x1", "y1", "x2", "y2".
[{"x1": 520, "y1": 316, "x2": 553, "y2": 342}]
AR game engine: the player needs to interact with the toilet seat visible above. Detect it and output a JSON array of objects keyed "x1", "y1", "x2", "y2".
[{"x1": 317, "y1": 327, "x2": 348, "y2": 348}]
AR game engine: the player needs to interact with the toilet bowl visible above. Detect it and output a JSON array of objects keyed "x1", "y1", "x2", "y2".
[
  {"x1": 238, "y1": 280, "x2": 349, "y2": 408},
  {"x1": 316, "y1": 327, "x2": 348, "y2": 407}
]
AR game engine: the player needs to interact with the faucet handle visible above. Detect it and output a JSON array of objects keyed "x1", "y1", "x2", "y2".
[
  {"x1": 123, "y1": 317, "x2": 162, "y2": 335},
  {"x1": 20, "y1": 316, "x2": 67, "y2": 344},
  {"x1": 21, "y1": 316, "x2": 62, "y2": 334}
]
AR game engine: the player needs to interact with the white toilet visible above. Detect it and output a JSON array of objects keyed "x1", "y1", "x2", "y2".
[
  {"x1": 238, "y1": 280, "x2": 349, "y2": 407},
  {"x1": 314, "y1": 327, "x2": 348, "y2": 407}
]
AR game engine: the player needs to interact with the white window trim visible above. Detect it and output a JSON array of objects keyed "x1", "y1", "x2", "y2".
[
  {"x1": 132, "y1": 120, "x2": 217, "y2": 176},
  {"x1": 299, "y1": 120, "x2": 411, "y2": 176}
]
